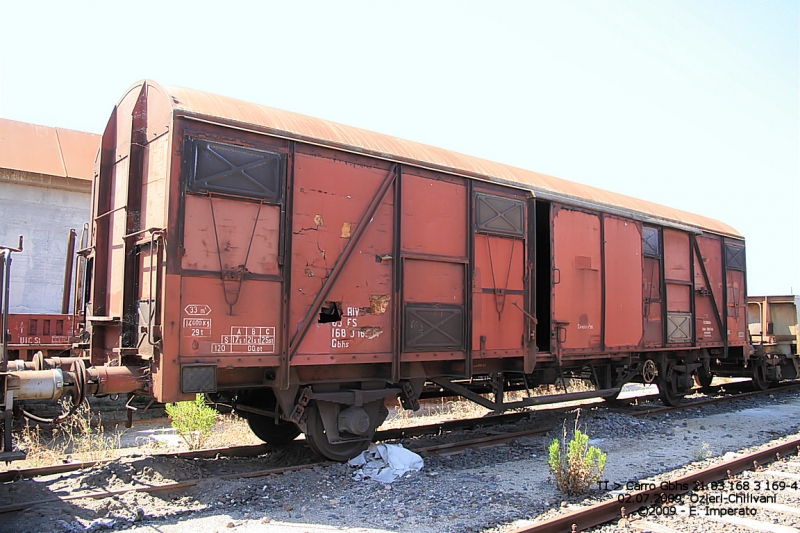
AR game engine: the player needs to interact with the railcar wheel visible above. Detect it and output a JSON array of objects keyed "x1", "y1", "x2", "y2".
[
  {"x1": 657, "y1": 374, "x2": 685, "y2": 407},
  {"x1": 246, "y1": 414, "x2": 301, "y2": 445},
  {"x1": 599, "y1": 385, "x2": 624, "y2": 405},
  {"x1": 305, "y1": 402, "x2": 370, "y2": 462},
  {"x1": 693, "y1": 372, "x2": 714, "y2": 391},
  {"x1": 751, "y1": 365, "x2": 771, "y2": 391}
]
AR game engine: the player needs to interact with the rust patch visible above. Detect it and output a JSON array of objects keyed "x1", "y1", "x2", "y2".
[
  {"x1": 341, "y1": 222, "x2": 352, "y2": 238},
  {"x1": 359, "y1": 326, "x2": 383, "y2": 339},
  {"x1": 360, "y1": 294, "x2": 390, "y2": 315},
  {"x1": 314, "y1": 214, "x2": 324, "y2": 226}
]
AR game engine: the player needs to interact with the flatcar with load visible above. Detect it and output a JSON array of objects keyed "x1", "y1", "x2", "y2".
[{"x1": 3, "y1": 80, "x2": 795, "y2": 461}]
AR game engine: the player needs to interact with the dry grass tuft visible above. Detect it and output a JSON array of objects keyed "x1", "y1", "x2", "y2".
[{"x1": 9, "y1": 400, "x2": 123, "y2": 470}]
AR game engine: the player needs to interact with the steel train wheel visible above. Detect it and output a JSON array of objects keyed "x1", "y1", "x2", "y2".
[
  {"x1": 246, "y1": 413, "x2": 301, "y2": 445},
  {"x1": 751, "y1": 365, "x2": 771, "y2": 391},
  {"x1": 693, "y1": 373, "x2": 714, "y2": 391},
  {"x1": 657, "y1": 375, "x2": 684, "y2": 407},
  {"x1": 305, "y1": 402, "x2": 370, "y2": 462}
]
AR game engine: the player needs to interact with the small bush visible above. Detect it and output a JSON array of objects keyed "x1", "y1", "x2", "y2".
[
  {"x1": 548, "y1": 427, "x2": 607, "y2": 496},
  {"x1": 165, "y1": 394, "x2": 217, "y2": 450},
  {"x1": 693, "y1": 442, "x2": 712, "y2": 462}
]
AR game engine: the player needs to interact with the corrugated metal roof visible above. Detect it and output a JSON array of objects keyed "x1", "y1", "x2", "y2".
[
  {"x1": 158, "y1": 82, "x2": 739, "y2": 237},
  {"x1": 0, "y1": 118, "x2": 99, "y2": 181}
]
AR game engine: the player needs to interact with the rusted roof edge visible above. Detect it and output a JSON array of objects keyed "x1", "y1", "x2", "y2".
[{"x1": 175, "y1": 111, "x2": 742, "y2": 240}]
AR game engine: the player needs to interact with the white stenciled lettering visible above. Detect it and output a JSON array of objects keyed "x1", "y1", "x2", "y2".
[{"x1": 214, "y1": 325, "x2": 276, "y2": 354}]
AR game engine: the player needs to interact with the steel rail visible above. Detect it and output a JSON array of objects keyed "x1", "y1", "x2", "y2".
[
  {"x1": 0, "y1": 410, "x2": 538, "y2": 483},
  {"x1": 413, "y1": 427, "x2": 552, "y2": 456},
  {"x1": 628, "y1": 381, "x2": 800, "y2": 418},
  {"x1": 3, "y1": 382, "x2": 799, "y2": 515},
  {"x1": 0, "y1": 424, "x2": 555, "y2": 514},
  {"x1": 0, "y1": 462, "x2": 330, "y2": 515},
  {"x1": 4, "y1": 380, "x2": 797, "y2": 483},
  {"x1": 508, "y1": 437, "x2": 800, "y2": 533}
]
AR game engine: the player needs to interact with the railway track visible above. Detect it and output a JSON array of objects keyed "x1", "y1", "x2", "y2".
[
  {"x1": 0, "y1": 425, "x2": 554, "y2": 514},
  {"x1": 3, "y1": 380, "x2": 798, "y2": 485},
  {"x1": 0, "y1": 380, "x2": 792, "y2": 533},
  {"x1": 0, "y1": 409, "x2": 540, "y2": 484},
  {"x1": 509, "y1": 437, "x2": 800, "y2": 533}
]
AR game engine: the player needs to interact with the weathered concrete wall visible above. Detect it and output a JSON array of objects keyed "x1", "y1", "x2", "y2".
[{"x1": 0, "y1": 170, "x2": 91, "y2": 313}]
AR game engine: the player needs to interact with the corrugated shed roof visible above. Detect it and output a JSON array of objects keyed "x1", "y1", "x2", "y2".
[
  {"x1": 159, "y1": 83, "x2": 740, "y2": 237},
  {"x1": 0, "y1": 118, "x2": 99, "y2": 180}
]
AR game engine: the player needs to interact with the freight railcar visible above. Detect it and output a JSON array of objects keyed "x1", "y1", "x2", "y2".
[
  {"x1": 746, "y1": 295, "x2": 799, "y2": 387},
  {"x1": 3, "y1": 80, "x2": 791, "y2": 461}
]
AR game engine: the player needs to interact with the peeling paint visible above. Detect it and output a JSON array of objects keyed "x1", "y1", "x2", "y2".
[
  {"x1": 359, "y1": 326, "x2": 383, "y2": 339},
  {"x1": 314, "y1": 214, "x2": 324, "y2": 226},
  {"x1": 341, "y1": 222, "x2": 352, "y2": 238},
  {"x1": 360, "y1": 294, "x2": 390, "y2": 315},
  {"x1": 304, "y1": 268, "x2": 315, "y2": 277}
]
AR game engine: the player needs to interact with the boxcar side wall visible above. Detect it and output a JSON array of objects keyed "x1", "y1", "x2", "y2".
[
  {"x1": 163, "y1": 123, "x2": 538, "y2": 401},
  {"x1": 548, "y1": 203, "x2": 748, "y2": 364},
  {"x1": 85, "y1": 84, "x2": 749, "y2": 405}
]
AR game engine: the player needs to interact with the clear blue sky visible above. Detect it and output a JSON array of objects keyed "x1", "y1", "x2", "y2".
[{"x1": 1, "y1": 1, "x2": 797, "y2": 295}]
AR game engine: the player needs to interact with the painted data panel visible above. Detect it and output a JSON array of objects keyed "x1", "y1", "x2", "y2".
[
  {"x1": 642, "y1": 257, "x2": 663, "y2": 347},
  {"x1": 552, "y1": 208, "x2": 602, "y2": 351},
  {"x1": 472, "y1": 235, "x2": 525, "y2": 353},
  {"x1": 182, "y1": 196, "x2": 281, "y2": 276},
  {"x1": 603, "y1": 216, "x2": 643, "y2": 349},
  {"x1": 663, "y1": 229, "x2": 691, "y2": 282},
  {"x1": 178, "y1": 276, "x2": 282, "y2": 366},
  {"x1": 290, "y1": 153, "x2": 394, "y2": 359},
  {"x1": 401, "y1": 174, "x2": 467, "y2": 258}
]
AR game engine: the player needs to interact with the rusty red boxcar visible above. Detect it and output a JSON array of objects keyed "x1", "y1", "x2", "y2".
[
  {"x1": 5, "y1": 80, "x2": 794, "y2": 461},
  {"x1": 6, "y1": 314, "x2": 76, "y2": 361}
]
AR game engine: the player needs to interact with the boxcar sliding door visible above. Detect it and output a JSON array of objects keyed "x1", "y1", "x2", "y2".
[
  {"x1": 471, "y1": 191, "x2": 529, "y2": 371},
  {"x1": 551, "y1": 207, "x2": 603, "y2": 358}
]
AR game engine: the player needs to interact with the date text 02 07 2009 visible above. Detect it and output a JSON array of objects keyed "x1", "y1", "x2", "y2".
[{"x1": 606, "y1": 478, "x2": 797, "y2": 518}]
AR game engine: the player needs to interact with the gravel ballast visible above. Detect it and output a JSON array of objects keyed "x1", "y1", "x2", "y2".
[{"x1": 2, "y1": 388, "x2": 800, "y2": 533}]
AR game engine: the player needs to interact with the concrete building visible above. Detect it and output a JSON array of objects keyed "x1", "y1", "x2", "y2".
[{"x1": 0, "y1": 118, "x2": 99, "y2": 313}]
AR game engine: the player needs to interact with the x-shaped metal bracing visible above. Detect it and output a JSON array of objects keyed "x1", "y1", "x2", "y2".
[
  {"x1": 197, "y1": 145, "x2": 276, "y2": 196},
  {"x1": 480, "y1": 198, "x2": 521, "y2": 233},
  {"x1": 406, "y1": 310, "x2": 461, "y2": 347}
]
